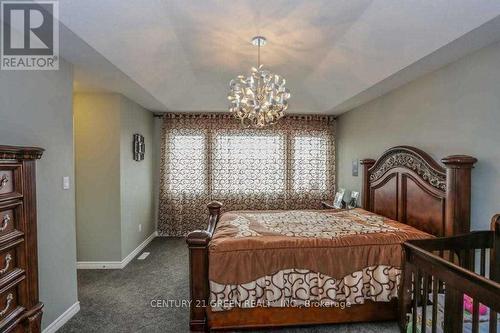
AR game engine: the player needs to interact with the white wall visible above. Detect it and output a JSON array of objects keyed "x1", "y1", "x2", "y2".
[
  {"x1": 0, "y1": 60, "x2": 78, "y2": 329},
  {"x1": 336, "y1": 41, "x2": 500, "y2": 231},
  {"x1": 74, "y1": 92, "x2": 156, "y2": 263},
  {"x1": 74, "y1": 93, "x2": 122, "y2": 261},
  {"x1": 120, "y1": 96, "x2": 155, "y2": 257}
]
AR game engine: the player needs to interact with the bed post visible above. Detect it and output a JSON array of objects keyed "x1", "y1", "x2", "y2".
[
  {"x1": 441, "y1": 155, "x2": 476, "y2": 332},
  {"x1": 441, "y1": 155, "x2": 477, "y2": 236},
  {"x1": 360, "y1": 159, "x2": 375, "y2": 210},
  {"x1": 186, "y1": 201, "x2": 222, "y2": 332}
]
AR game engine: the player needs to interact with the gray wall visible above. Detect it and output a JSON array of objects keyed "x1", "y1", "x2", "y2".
[
  {"x1": 74, "y1": 92, "x2": 155, "y2": 263},
  {"x1": 0, "y1": 60, "x2": 78, "y2": 329},
  {"x1": 336, "y1": 41, "x2": 500, "y2": 231},
  {"x1": 120, "y1": 96, "x2": 155, "y2": 258},
  {"x1": 74, "y1": 93, "x2": 122, "y2": 261}
]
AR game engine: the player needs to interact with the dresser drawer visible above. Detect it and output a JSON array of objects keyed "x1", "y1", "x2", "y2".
[
  {"x1": 0, "y1": 165, "x2": 22, "y2": 202},
  {"x1": 0, "y1": 202, "x2": 24, "y2": 243},
  {"x1": 0, "y1": 276, "x2": 25, "y2": 329},
  {"x1": 0, "y1": 241, "x2": 23, "y2": 281}
]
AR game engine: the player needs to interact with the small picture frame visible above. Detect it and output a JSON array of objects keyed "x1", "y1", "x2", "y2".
[
  {"x1": 348, "y1": 191, "x2": 360, "y2": 209},
  {"x1": 333, "y1": 188, "x2": 345, "y2": 209}
]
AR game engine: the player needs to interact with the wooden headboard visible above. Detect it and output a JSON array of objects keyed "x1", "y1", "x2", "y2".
[{"x1": 361, "y1": 146, "x2": 477, "y2": 237}]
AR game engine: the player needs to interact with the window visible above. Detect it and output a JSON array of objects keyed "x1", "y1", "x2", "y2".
[
  {"x1": 168, "y1": 131, "x2": 329, "y2": 196},
  {"x1": 168, "y1": 131, "x2": 330, "y2": 197},
  {"x1": 292, "y1": 134, "x2": 328, "y2": 193},
  {"x1": 168, "y1": 132, "x2": 206, "y2": 195},
  {"x1": 212, "y1": 132, "x2": 285, "y2": 195}
]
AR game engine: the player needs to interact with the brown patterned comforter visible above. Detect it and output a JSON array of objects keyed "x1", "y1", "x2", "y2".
[{"x1": 208, "y1": 208, "x2": 431, "y2": 311}]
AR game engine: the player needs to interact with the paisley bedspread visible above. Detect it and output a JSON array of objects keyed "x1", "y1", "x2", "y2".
[{"x1": 208, "y1": 208, "x2": 431, "y2": 311}]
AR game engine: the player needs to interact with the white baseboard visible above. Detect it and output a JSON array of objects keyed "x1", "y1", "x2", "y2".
[
  {"x1": 76, "y1": 231, "x2": 158, "y2": 269},
  {"x1": 121, "y1": 231, "x2": 158, "y2": 267},
  {"x1": 43, "y1": 301, "x2": 80, "y2": 333},
  {"x1": 76, "y1": 260, "x2": 123, "y2": 269}
]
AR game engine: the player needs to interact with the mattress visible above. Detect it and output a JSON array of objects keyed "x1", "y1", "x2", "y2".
[{"x1": 208, "y1": 208, "x2": 431, "y2": 311}]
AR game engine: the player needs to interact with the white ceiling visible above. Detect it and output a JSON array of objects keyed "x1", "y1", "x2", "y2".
[{"x1": 58, "y1": 0, "x2": 500, "y2": 114}]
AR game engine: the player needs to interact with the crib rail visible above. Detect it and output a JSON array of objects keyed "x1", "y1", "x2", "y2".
[{"x1": 400, "y1": 216, "x2": 500, "y2": 333}]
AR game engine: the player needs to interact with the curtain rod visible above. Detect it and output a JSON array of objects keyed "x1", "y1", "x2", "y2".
[{"x1": 153, "y1": 112, "x2": 336, "y2": 121}]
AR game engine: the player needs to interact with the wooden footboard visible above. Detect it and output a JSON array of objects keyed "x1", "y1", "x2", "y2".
[{"x1": 186, "y1": 201, "x2": 223, "y2": 332}]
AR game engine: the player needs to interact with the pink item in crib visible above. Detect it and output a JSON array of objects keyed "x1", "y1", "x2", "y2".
[{"x1": 463, "y1": 294, "x2": 487, "y2": 315}]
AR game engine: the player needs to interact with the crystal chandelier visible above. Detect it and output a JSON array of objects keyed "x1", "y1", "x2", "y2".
[{"x1": 228, "y1": 36, "x2": 290, "y2": 128}]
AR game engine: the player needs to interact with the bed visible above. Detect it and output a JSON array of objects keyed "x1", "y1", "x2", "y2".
[
  {"x1": 401, "y1": 215, "x2": 499, "y2": 333},
  {"x1": 186, "y1": 146, "x2": 478, "y2": 331}
]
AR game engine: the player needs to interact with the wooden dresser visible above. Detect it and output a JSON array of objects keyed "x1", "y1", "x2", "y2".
[{"x1": 0, "y1": 146, "x2": 44, "y2": 333}]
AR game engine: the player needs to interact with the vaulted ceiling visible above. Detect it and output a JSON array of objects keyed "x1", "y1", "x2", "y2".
[{"x1": 59, "y1": 0, "x2": 500, "y2": 114}]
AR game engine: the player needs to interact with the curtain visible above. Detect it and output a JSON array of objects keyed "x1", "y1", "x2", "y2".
[{"x1": 158, "y1": 113, "x2": 336, "y2": 236}]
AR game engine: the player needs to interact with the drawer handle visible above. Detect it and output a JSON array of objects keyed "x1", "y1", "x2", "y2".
[
  {"x1": 0, "y1": 293, "x2": 13, "y2": 317},
  {"x1": 0, "y1": 214, "x2": 10, "y2": 231},
  {"x1": 0, "y1": 175, "x2": 7, "y2": 189},
  {"x1": 0, "y1": 254, "x2": 12, "y2": 274}
]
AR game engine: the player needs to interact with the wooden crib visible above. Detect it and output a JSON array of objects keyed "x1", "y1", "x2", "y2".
[{"x1": 400, "y1": 215, "x2": 500, "y2": 333}]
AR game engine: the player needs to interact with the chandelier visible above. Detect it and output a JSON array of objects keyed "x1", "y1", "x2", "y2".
[{"x1": 228, "y1": 36, "x2": 290, "y2": 128}]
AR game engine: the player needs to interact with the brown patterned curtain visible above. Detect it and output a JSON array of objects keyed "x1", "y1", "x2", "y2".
[{"x1": 158, "y1": 113, "x2": 336, "y2": 236}]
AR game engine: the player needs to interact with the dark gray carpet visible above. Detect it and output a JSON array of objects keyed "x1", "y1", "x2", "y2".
[{"x1": 60, "y1": 238, "x2": 399, "y2": 333}]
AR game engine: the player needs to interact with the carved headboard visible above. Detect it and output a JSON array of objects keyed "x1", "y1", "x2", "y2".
[{"x1": 361, "y1": 146, "x2": 477, "y2": 237}]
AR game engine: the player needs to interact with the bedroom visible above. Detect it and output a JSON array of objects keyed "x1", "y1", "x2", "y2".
[{"x1": 0, "y1": 1, "x2": 499, "y2": 332}]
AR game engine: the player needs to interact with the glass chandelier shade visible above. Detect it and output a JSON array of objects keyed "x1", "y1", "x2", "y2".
[{"x1": 228, "y1": 36, "x2": 291, "y2": 128}]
